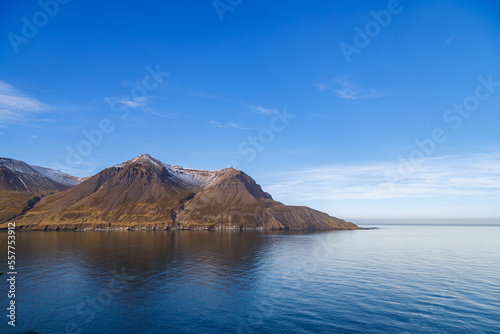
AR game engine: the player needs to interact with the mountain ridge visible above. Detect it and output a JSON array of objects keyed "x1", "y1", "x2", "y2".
[
  {"x1": 0, "y1": 155, "x2": 359, "y2": 231},
  {"x1": 0, "y1": 157, "x2": 80, "y2": 192}
]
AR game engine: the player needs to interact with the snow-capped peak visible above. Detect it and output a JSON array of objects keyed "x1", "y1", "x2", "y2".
[{"x1": 114, "y1": 154, "x2": 232, "y2": 188}]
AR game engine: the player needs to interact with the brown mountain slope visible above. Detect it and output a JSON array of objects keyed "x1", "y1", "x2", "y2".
[
  {"x1": 0, "y1": 191, "x2": 44, "y2": 223},
  {"x1": 175, "y1": 170, "x2": 354, "y2": 230},
  {"x1": 3, "y1": 154, "x2": 359, "y2": 231},
  {"x1": 0, "y1": 157, "x2": 80, "y2": 223}
]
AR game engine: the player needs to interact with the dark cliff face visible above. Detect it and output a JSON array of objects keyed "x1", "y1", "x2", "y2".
[
  {"x1": 0, "y1": 155, "x2": 359, "y2": 231},
  {"x1": 0, "y1": 167, "x2": 26, "y2": 192}
]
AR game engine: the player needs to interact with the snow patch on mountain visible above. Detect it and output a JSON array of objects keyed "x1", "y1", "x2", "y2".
[
  {"x1": 0, "y1": 157, "x2": 81, "y2": 190},
  {"x1": 32, "y1": 166, "x2": 81, "y2": 187},
  {"x1": 115, "y1": 154, "x2": 229, "y2": 188},
  {"x1": 163, "y1": 164, "x2": 225, "y2": 187}
]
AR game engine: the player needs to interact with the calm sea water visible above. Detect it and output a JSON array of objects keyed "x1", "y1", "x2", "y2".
[{"x1": 1, "y1": 225, "x2": 500, "y2": 333}]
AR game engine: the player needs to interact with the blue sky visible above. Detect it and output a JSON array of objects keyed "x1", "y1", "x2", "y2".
[{"x1": 1, "y1": 0, "x2": 499, "y2": 220}]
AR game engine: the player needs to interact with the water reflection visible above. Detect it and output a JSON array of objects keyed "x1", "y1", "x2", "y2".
[
  {"x1": 8, "y1": 230, "x2": 334, "y2": 333},
  {"x1": 1, "y1": 227, "x2": 499, "y2": 334}
]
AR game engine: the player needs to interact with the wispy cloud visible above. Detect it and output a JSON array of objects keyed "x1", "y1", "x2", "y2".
[
  {"x1": 142, "y1": 107, "x2": 180, "y2": 119},
  {"x1": 304, "y1": 113, "x2": 327, "y2": 121},
  {"x1": 106, "y1": 96, "x2": 150, "y2": 109},
  {"x1": 314, "y1": 77, "x2": 389, "y2": 100},
  {"x1": 313, "y1": 82, "x2": 329, "y2": 91},
  {"x1": 187, "y1": 91, "x2": 218, "y2": 100},
  {"x1": 261, "y1": 153, "x2": 500, "y2": 201},
  {"x1": 119, "y1": 97, "x2": 148, "y2": 108},
  {"x1": 0, "y1": 80, "x2": 50, "y2": 124},
  {"x1": 173, "y1": 85, "x2": 281, "y2": 120},
  {"x1": 446, "y1": 35, "x2": 456, "y2": 43},
  {"x1": 246, "y1": 105, "x2": 278, "y2": 115},
  {"x1": 170, "y1": 84, "x2": 280, "y2": 117},
  {"x1": 190, "y1": 92, "x2": 278, "y2": 116},
  {"x1": 208, "y1": 120, "x2": 252, "y2": 129}
]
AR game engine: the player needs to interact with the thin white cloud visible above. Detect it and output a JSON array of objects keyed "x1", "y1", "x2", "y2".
[
  {"x1": 446, "y1": 35, "x2": 456, "y2": 43},
  {"x1": 260, "y1": 153, "x2": 500, "y2": 201},
  {"x1": 120, "y1": 99, "x2": 147, "y2": 108},
  {"x1": 315, "y1": 77, "x2": 389, "y2": 100},
  {"x1": 313, "y1": 83, "x2": 329, "y2": 91},
  {"x1": 304, "y1": 113, "x2": 327, "y2": 121},
  {"x1": 172, "y1": 85, "x2": 279, "y2": 117},
  {"x1": 188, "y1": 91, "x2": 218, "y2": 100},
  {"x1": 0, "y1": 80, "x2": 50, "y2": 124},
  {"x1": 208, "y1": 120, "x2": 251, "y2": 129},
  {"x1": 247, "y1": 105, "x2": 278, "y2": 115},
  {"x1": 106, "y1": 96, "x2": 149, "y2": 109},
  {"x1": 141, "y1": 107, "x2": 180, "y2": 119}
]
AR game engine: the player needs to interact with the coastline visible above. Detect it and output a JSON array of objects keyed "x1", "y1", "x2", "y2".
[{"x1": 0, "y1": 224, "x2": 364, "y2": 231}]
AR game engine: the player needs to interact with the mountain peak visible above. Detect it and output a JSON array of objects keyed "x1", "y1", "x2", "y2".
[
  {"x1": 117, "y1": 154, "x2": 163, "y2": 170},
  {"x1": 130, "y1": 153, "x2": 156, "y2": 163},
  {"x1": 135, "y1": 153, "x2": 153, "y2": 160}
]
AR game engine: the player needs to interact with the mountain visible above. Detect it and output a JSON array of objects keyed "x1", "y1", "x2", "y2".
[
  {"x1": 0, "y1": 157, "x2": 81, "y2": 222},
  {"x1": 0, "y1": 157, "x2": 80, "y2": 192},
  {"x1": 1, "y1": 154, "x2": 359, "y2": 231}
]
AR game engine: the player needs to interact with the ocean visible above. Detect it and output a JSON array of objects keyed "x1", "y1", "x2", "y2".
[{"x1": 1, "y1": 225, "x2": 499, "y2": 333}]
